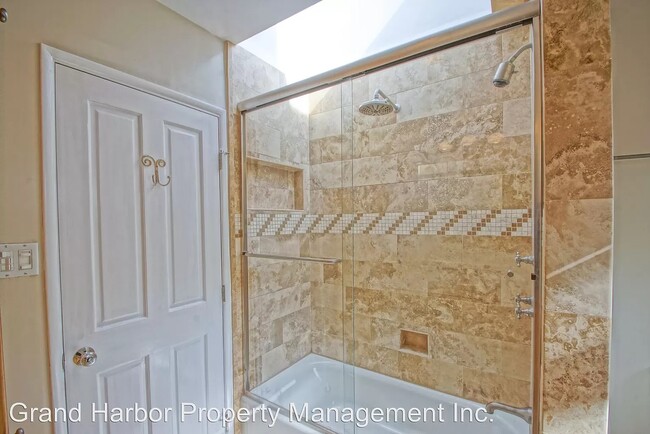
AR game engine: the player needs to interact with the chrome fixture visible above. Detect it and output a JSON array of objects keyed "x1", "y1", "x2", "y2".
[
  {"x1": 73, "y1": 347, "x2": 98, "y2": 367},
  {"x1": 0, "y1": 8, "x2": 7, "y2": 23},
  {"x1": 493, "y1": 42, "x2": 532, "y2": 87},
  {"x1": 358, "y1": 89, "x2": 400, "y2": 116},
  {"x1": 485, "y1": 402, "x2": 533, "y2": 424},
  {"x1": 15, "y1": 429, "x2": 25, "y2": 434},
  {"x1": 515, "y1": 294, "x2": 534, "y2": 319},
  {"x1": 506, "y1": 269, "x2": 515, "y2": 278},
  {"x1": 244, "y1": 252, "x2": 342, "y2": 264},
  {"x1": 514, "y1": 251, "x2": 534, "y2": 267}
]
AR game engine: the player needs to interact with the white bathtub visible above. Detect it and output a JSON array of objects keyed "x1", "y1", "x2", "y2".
[{"x1": 243, "y1": 354, "x2": 529, "y2": 434}]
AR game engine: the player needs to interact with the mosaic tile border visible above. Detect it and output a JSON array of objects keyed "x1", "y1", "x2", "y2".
[{"x1": 248, "y1": 209, "x2": 533, "y2": 237}]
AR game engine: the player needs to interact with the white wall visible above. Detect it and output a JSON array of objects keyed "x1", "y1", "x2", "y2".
[
  {"x1": 0, "y1": 1, "x2": 225, "y2": 433},
  {"x1": 609, "y1": 0, "x2": 650, "y2": 432}
]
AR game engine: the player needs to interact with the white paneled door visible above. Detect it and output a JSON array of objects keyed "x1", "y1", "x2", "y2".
[{"x1": 55, "y1": 65, "x2": 227, "y2": 434}]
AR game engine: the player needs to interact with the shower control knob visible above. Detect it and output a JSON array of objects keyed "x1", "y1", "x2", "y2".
[{"x1": 514, "y1": 251, "x2": 534, "y2": 267}]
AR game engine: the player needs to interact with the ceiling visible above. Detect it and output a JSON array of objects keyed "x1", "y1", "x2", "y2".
[{"x1": 157, "y1": 0, "x2": 321, "y2": 44}]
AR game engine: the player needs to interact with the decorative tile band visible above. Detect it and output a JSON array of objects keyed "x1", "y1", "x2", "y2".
[{"x1": 248, "y1": 209, "x2": 532, "y2": 237}]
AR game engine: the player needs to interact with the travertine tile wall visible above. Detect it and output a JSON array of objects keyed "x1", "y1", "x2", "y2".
[
  {"x1": 241, "y1": 76, "x2": 314, "y2": 387},
  {"x1": 307, "y1": 27, "x2": 535, "y2": 407},
  {"x1": 541, "y1": 0, "x2": 613, "y2": 432}
]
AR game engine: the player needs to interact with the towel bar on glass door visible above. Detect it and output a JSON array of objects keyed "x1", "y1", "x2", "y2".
[{"x1": 243, "y1": 252, "x2": 342, "y2": 264}]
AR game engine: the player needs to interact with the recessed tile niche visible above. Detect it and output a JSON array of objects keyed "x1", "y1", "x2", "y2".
[
  {"x1": 247, "y1": 157, "x2": 305, "y2": 211},
  {"x1": 400, "y1": 330, "x2": 429, "y2": 355}
]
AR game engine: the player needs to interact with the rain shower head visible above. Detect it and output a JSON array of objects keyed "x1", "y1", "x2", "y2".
[
  {"x1": 493, "y1": 42, "x2": 532, "y2": 88},
  {"x1": 359, "y1": 89, "x2": 400, "y2": 116}
]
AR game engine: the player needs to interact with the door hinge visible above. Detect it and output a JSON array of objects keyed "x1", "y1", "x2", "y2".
[
  {"x1": 221, "y1": 284, "x2": 226, "y2": 303},
  {"x1": 218, "y1": 150, "x2": 229, "y2": 171}
]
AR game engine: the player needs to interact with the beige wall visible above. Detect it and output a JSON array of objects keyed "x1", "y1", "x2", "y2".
[{"x1": 0, "y1": 1, "x2": 225, "y2": 433}]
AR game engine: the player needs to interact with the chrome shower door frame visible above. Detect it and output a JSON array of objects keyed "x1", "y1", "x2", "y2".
[{"x1": 238, "y1": 2, "x2": 545, "y2": 433}]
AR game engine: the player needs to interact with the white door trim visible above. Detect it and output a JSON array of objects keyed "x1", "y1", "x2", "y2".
[{"x1": 40, "y1": 44, "x2": 233, "y2": 434}]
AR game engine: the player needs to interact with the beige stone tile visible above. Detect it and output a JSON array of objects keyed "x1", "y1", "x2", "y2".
[
  {"x1": 249, "y1": 282, "x2": 311, "y2": 327},
  {"x1": 461, "y1": 304, "x2": 532, "y2": 344},
  {"x1": 352, "y1": 260, "x2": 429, "y2": 294},
  {"x1": 503, "y1": 97, "x2": 532, "y2": 137},
  {"x1": 352, "y1": 155, "x2": 399, "y2": 186},
  {"x1": 368, "y1": 56, "x2": 431, "y2": 94},
  {"x1": 309, "y1": 85, "x2": 343, "y2": 115},
  {"x1": 353, "y1": 287, "x2": 402, "y2": 321},
  {"x1": 545, "y1": 199, "x2": 612, "y2": 273},
  {"x1": 312, "y1": 331, "x2": 344, "y2": 361},
  {"x1": 429, "y1": 330, "x2": 501, "y2": 373},
  {"x1": 502, "y1": 173, "x2": 532, "y2": 209},
  {"x1": 462, "y1": 235, "x2": 533, "y2": 268},
  {"x1": 462, "y1": 67, "x2": 530, "y2": 110},
  {"x1": 312, "y1": 282, "x2": 345, "y2": 311},
  {"x1": 397, "y1": 235, "x2": 463, "y2": 264},
  {"x1": 353, "y1": 182, "x2": 428, "y2": 213},
  {"x1": 310, "y1": 188, "x2": 350, "y2": 214},
  {"x1": 395, "y1": 76, "x2": 464, "y2": 123},
  {"x1": 246, "y1": 118, "x2": 282, "y2": 159},
  {"x1": 499, "y1": 341, "x2": 531, "y2": 382},
  {"x1": 310, "y1": 161, "x2": 343, "y2": 190},
  {"x1": 310, "y1": 135, "x2": 343, "y2": 165},
  {"x1": 543, "y1": 312, "x2": 610, "y2": 431},
  {"x1": 426, "y1": 103, "x2": 503, "y2": 157},
  {"x1": 282, "y1": 307, "x2": 311, "y2": 343},
  {"x1": 546, "y1": 248, "x2": 611, "y2": 317},
  {"x1": 501, "y1": 23, "x2": 531, "y2": 54},
  {"x1": 545, "y1": 137, "x2": 612, "y2": 200},
  {"x1": 351, "y1": 234, "x2": 398, "y2": 262},
  {"x1": 308, "y1": 234, "x2": 345, "y2": 259},
  {"x1": 462, "y1": 367, "x2": 530, "y2": 407},
  {"x1": 462, "y1": 134, "x2": 531, "y2": 176},
  {"x1": 354, "y1": 342, "x2": 399, "y2": 378},
  {"x1": 310, "y1": 108, "x2": 342, "y2": 140},
  {"x1": 500, "y1": 267, "x2": 533, "y2": 307},
  {"x1": 312, "y1": 307, "x2": 343, "y2": 336},
  {"x1": 397, "y1": 352, "x2": 463, "y2": 396},
  {"x1": 427, "y1": 263, "x2": 501, "y2": 304},
  {"x1": 427, "y1": 175, "x2": 503, "y2": 211},
  {"x1": 248, "y1": 260, "x2": 320, "y2": 298},
  {"x1": 427, "y1": 35, "x2": 502, "y2": 82},
  {"x1": 362, "y1": 117, "x2": 430, "y2": 157}
]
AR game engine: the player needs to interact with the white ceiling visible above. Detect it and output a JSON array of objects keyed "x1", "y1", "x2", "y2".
[{"x1": 157, "y1": 0, "x2": 321, "y2": 43}]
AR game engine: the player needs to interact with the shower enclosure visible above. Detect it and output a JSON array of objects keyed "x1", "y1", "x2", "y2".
[{"x1": 239, "y1": 3, "x2": 542, "y2": 433}]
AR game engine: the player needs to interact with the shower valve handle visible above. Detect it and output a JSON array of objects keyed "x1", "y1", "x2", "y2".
[{"x1": 515, "y1": 294, "x2": 534, "y2": 319}]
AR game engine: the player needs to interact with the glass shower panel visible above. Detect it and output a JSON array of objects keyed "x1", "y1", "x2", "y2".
[
  {"x1": 244, "y1": 85, "x2": 355, "y2": 431},
  {"x1": 349, "y1": 25, "x2": 534, "y2": 431}
]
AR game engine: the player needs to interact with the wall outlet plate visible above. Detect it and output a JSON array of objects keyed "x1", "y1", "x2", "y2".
[{"x1": 0, "y1": 243, "x2": 39, "y2": 279}]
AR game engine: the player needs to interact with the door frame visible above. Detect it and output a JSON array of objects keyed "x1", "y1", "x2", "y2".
[{"x1": 40, "y1": 44, "x2": 233, "y2": 434}]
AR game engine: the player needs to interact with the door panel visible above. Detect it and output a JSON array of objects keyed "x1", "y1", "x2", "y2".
[
  {"x1": 165, "y1": 123, "x2": 206, "y2": 309},
  {"x1": 55, "y1": 64, "x2": 226, "y2": 434},
  {"x1": 89, "y1": 103, "x2": 147, "y2": 327}
]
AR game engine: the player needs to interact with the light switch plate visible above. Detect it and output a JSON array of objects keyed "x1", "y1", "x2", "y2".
[{"x1": 0, "y1": 243, "x2": 39, "y2": 279}]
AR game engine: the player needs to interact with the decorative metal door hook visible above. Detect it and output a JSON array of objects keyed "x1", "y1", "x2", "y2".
[{"x1": 141, "y1": 155, "x2": 171, "y2": 186}]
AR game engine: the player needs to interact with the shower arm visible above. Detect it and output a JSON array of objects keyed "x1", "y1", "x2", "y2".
[
  {"x1": 373, "y1": 89, "x2": 400, "y2": 111},
  {"x1": 506, "y1": 42, "x2": 533, "y2": 64}
]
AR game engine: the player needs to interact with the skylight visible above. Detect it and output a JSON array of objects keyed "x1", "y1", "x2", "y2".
[{"x1": 240, "y1": 0, "x2": 493, "y2": 85}]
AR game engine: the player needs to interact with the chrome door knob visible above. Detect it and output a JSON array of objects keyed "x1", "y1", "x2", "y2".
[{"x1": 73, "y1": 347, "x2": 98, "y2": 367}]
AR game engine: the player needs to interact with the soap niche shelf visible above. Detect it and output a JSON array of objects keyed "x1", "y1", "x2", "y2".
[
  {"x1": 247, "y1": 156, "x2": 305, "y2": 212},
  {"x1": 400, "y1": 329, "x2": 429, "y2": 355}
]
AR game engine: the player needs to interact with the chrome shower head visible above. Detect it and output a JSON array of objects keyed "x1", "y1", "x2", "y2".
[
  {"x1": 493, "y1": 42, "x2": 532, "y2": 88},
  {"x1": 493, "y1": 61, "x2": 515, "y2": 87},
  {"x1": 359, "y1": 89, "x2": 400, "y2": 116}
]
